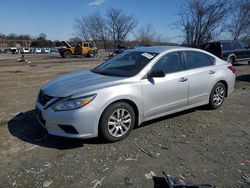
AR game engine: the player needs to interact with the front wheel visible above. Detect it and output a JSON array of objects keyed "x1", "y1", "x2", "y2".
[
  {"x1": 208, "y1": 82, "x2": 226, "y2": 109},
  {"x1": 100, "y1": 102, "x2": 135, "y2": 142}
]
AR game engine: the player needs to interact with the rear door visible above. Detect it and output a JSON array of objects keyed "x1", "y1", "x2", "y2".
[
  {"x1": 141, "y1": 51, "x2": 188, "y2": 118},
  {"x1": 184, "y1": 51, "x2": 217, "y2": 105}
]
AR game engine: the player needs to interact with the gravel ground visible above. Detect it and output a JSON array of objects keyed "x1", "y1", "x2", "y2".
[{"x1": 0, "y1": 53, "x2": 249, "y2": 188}]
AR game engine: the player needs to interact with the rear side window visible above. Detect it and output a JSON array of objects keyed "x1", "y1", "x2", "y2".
[
  {"x1": 184, "y1": 51, "x2": 215, "y2": 69},
  {"x1": 233, "y1": 41, "x2": 243, "y2": 49},
  {"x1": 221, "y1": 42, "x2": 233, "y2": 51},
  {"x1": 152, "y1": 52, "x2": 184, "y2": 74}
]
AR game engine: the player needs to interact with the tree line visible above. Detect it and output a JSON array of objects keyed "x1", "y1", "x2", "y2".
[{"x1": 0, "y1": 33, "x2": 61, "y2": 48}]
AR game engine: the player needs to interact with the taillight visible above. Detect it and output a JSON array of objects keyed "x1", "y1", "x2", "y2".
[{"x1": 228, "y1": 65, "x2": 236, "y2": 73}]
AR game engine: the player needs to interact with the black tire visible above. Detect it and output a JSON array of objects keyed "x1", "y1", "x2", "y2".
[
  {"x1": 88, "y1": 51, "x2": 95, "y2": 58},
  {"x1": 100, "y1": 102, "x2": 135, "y2": 142},
  {"x1": 248, "y1": 61, "x2": 250, "y2": 65},
  {"x1": 228, "y1": 56, "x2": 235, "y2": 65},
  {"x1": 208, "y1": 82, "x2": 226, "y2": 109},
  {"x1": 64, "y1": 51, "x2": 72, "y2": 58}
]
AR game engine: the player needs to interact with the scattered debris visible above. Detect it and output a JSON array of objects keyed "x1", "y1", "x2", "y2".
[
  {"x1": 17, "y1": 54, "x2": 31, "y2": 63},
  {"x1": 125, "y1": 158, "x2": 138, "y2": 161},
  {"x1": 102, "y1": 167, "x2": 109, "y2": 172},
  {"x1": 124, "y1": 177, "x2": 133, "y2": 187},
  {"x1": 139, "y1": 148, "x2": 156, "y2": 158},
  {"x1": 42, "y1": 180, "x2": 52, "y2": 187},
  {"x1": 44, "y1": 162, "x2": 51, "y2": 167},
  {"x1": 241, "y1": 130, "x2": 248, "y2": 135},
  {"x1": 161, "y1": 146, "x2": 169, "y2": 150},
  {"x1": 145, "y1": 171, "x2": 156, "y2": 179},
  {"x1": 92, "y1": 177, "x2": 105, "y2": 188},
  {"x1": 181, "y1": 134, "x2": 186, "y2": 138},
  {"x1": 162, "y1": 171, "x2": 215, "y2": 188},
  {"x1": 242, "y1": 173, "x2": 250, "y2": 184},
  {"x1": 24, "y1": 145, "x2": 38, "y2": 152}
]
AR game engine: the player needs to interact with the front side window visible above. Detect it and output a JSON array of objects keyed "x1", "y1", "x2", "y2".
[
  {"x1": 92, "y1": 51, "x2": 158, "y2": 77},
  {"x1": 152, "y1": 52, "x2": 184, "y2": 74},
  {"x1": 184, "y1": 51, "x2": 214, "y2": 69}
]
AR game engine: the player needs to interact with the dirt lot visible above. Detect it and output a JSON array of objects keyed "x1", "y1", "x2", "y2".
[{"x1": 0, "y1": 53, "x2": 249, "y2": 188}]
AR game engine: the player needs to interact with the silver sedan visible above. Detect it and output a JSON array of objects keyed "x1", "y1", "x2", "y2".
[{"x1": 36, "y1": 46, "x2": 235, "y2": 142}]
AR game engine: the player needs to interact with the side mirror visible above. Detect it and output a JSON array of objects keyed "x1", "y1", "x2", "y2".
[{"x1": 147, "y1": 69, "x2": 165, "y2": 78}]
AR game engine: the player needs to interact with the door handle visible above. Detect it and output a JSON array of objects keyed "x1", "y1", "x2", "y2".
[
  {"x1": 179, "y1": 77, "x2": 188, "y2": 82},
  {"x1": 209, "y1": 70, "x2": 216, "y2": 74}
]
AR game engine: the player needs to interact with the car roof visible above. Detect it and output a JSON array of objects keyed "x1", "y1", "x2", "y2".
[
  {"x1": 129, "y1": 45, "x2": 195, "y2": 54},
  {"x1": 129, "y1": 46, "x2": 180, "y2": 53}
]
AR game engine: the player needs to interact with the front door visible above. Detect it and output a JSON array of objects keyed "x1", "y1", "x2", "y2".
[{"x1": 141, "y1": 51, "x2": 188, "y2": 118}]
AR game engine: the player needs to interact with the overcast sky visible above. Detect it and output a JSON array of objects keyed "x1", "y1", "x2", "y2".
[{"x1": 0, "y1": 0, "x2": 183, "y2": 42}]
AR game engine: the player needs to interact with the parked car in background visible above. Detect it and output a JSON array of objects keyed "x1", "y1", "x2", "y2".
[
  {"x1": 36, "y1": 46, "x2": 235, "y2": 142},
  {"x1": 20, "y1": 48, "x2": 30, "y2": 53},
  {"x1": 42, "y1": 48, "x2": 51, "y2": 53},
  {"x1": 109, "y1": 45, "x2": 152, "y2": 58},
  {"x1": 50, "y1": 48, "x2": 58, "y2": 53},
  {"x1": 202, "y1": 40, "x2": 250, "y2": 65},
  {"x1": 35, "y1": 48, "x2": 42, "y2": 53}
]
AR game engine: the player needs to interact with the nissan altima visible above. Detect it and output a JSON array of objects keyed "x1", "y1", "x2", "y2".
[{"x1": 36, "y1": 46, "x2": 235, "y2": 142}]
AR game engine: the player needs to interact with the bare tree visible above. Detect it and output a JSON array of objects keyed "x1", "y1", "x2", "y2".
[
  {"x1": 177, "y1": 0, "x2": 230, "y2": 47},
  {"x1": 135, "y1": 23, "x2": 156, "y2": 45},
  {"x1": 135, "y1": 23, "x2": 168, "y2": 45},
  {"x1": 106, "y1": 8, "x2": 137, "y2": 50},
  {"x1": 74, "y1": 12, "x2": 109, "y2": 49},
  {"x1": 74, "y1": 17, "x2": 90, "y2": 41},
  {"x1": 227, "y1": 0, "x2": 250, "y2": 40}
]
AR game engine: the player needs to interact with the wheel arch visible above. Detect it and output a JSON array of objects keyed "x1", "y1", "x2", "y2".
[
  {"x1": 227, "y1": 54, "x2": 236, "y2": 62},
  {"x1": 215, "y1": 80, "x2": 228, "y2": 97},
  {"x1": 98, "y1": 99, "x2": 140, "y2": 135}
]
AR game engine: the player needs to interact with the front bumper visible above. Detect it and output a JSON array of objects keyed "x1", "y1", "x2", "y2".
[{"x1": 35, "y1": 101, "x2": 100, "y2": 139}]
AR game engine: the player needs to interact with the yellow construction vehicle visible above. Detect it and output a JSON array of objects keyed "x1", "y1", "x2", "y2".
[{"x1": 58, "y1": 41, "x2": 98, "y2": 58}]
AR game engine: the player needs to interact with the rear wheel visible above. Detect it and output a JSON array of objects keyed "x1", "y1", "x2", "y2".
[
  {"x1": 100, "y1": 102, "x2": 135, "y2": 142},
  {"x1": 208, "y1": 82, "x2": 226, "y2": 109},
  {"x1": 248, "y1": 61, "x2": 250, "y2": 65},
  {"x1": 88, "y1": 51, "x2": 95, "y2": 58},
  {"x1": 64, "y1": 51, "x2": 72, "y2": 58}
]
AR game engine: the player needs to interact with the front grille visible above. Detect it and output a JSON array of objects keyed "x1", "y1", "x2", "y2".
[{"x1": 38, "y1": 90, "x2": 53, "y2": 106}]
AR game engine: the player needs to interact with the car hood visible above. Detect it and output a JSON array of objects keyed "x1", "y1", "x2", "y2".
[{"x1": 42, "y1": 70, "x2": 124, "y2": 97}]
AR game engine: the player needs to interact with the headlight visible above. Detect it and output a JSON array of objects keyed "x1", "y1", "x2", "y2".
[{"x1": 52, "y1": 95, "x2": 96, "y2": 111}]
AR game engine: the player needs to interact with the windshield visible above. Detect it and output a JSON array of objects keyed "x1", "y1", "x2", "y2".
[{"x1": 92, "y1": 51, "x2": 158, "y2": 77}]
